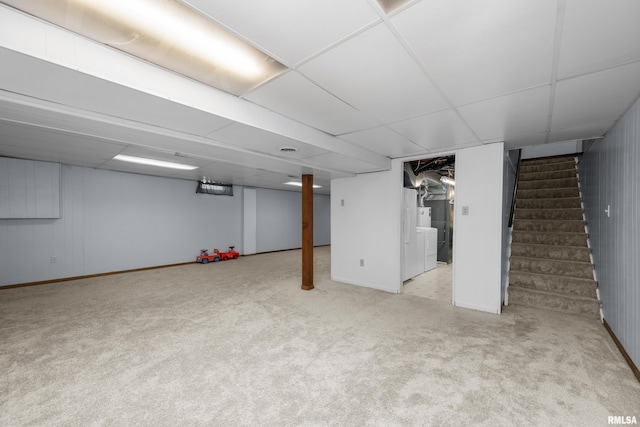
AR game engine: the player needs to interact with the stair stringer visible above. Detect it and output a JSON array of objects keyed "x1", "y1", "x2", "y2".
[{"x1": 575, "y1": 157, "x2": 603, "y2": 321}]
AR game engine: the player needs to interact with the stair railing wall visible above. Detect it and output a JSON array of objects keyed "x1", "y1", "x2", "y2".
[
  {"x1": 501, "y1": 149, "x2": 521, "y2": 306},
  {"x1": 508, "y1": 149, "x2": 522, "y2": 228}
]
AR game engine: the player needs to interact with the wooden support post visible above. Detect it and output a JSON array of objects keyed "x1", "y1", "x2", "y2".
[{"x1": 301, "y1": 174, "x2": 314, "y2": 290}]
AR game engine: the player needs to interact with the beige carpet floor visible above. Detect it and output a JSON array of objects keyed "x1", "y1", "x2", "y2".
[{"x1": 1, "y1": 246, "x2": 639, "y2": 426}]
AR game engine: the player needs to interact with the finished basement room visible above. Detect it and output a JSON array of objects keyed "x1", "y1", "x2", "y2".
[{"x1": 1, "y1": 0, "x2": 639, "y2": 425}]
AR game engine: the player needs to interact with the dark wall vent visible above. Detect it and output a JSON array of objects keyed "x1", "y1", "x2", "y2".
[{"x1": 196, "y1": 181, "x2": 233, "y2": 196}]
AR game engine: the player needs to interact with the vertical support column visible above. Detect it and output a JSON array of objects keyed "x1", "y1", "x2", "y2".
[
  {"x1": 242, "y1": 188, "x2": 257, "y2": 255},
  {"x1": 301, "y1": 174, "x2": 314, "y2": 290}
]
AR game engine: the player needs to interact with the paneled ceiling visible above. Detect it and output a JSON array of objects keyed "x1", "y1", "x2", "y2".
[{"x1": 1, "y1": 0, "x2": 640, "y2": 195}]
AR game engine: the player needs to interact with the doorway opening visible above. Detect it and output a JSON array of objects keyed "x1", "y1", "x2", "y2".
[{"x1": 401, "y1": 155, "x2": 455, "y2": 304}]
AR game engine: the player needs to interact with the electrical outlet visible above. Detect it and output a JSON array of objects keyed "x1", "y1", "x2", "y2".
[
  {"x1": 50, "y1": 256, "x2": 57, "y2": 263},
  {"x1": 341, "y1": 199, "x2": 345, "y2": 206},
  {"x1": 360, "y1": 259, "x2": 364, "y2": 267}
]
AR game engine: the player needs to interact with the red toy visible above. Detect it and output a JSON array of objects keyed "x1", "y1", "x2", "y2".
[
  {"x1": 196, "y1": 249, "x2": 219, "y2": 264},
  {"x1": 214, "y1": 246, "x2": 240, "y2": 261},
  {"x1": 196, "y1": 246, "x2": 239, "y2": 264}
]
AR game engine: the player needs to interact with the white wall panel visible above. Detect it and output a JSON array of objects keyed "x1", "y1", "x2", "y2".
[
  {"x1": 313, "y1": 194, "x2": 331, "y2": 247},
  {"x1": 331, "y1": 143, "x2": 505, "y2": 312},
  {"x1": 522, "y1": 140, "x2": 582, "y2": 159},
  {"x1": 256, "y1": 189, "x2": 300, "y2": 253},
  {"x1": 331, "y1": 167, "x2": 402, "y2": 293},
  {"x1": 0, "y1": 164, "x2": 242, "y2": 285},
  {"x1": 579, "y1": 96, "x2": 640, "y2": 371},
  {"x1": 0, "y1": 157, "x2": 60, "y2": 219},
  {"x1": 255, "y1": 188, "x2": 330, "y2": 253},
  {"x1": 454, "y1": 143, "x2": 505, "y2": 313}
]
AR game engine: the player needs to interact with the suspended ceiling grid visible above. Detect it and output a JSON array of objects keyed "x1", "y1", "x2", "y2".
[{"x1": 1, "y1": 0, "x2": 640, "y2": 195}]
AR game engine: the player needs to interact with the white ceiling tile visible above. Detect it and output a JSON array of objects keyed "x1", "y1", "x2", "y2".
[
  {"x1": 299, "y1": 23, "x2": 448, "y2": 124},
  {"x1": 208, "y1": 123, "x2": 330, "y2": 159},
  {"x1": 339, "y1": 126, "x2": 425, "y2": 158},
  {"x1": 0, "y1": 48, "x2": 232, "y2": 135},
  {"x1": 0, "y1": 97, "x2": 293, "y2": 173},
  {"x1": 303, "y1": 152, "x2": 385, "y2": 174},
  {"x1": 0, "y1": 146, "x2": 104, "y2": 168},
  {"x1": 116, "y1": 147, "x2": 213, "y2": 168},
  {"x1": 0, "y1": 121, "x2": 129, "y2": 171},
  {"x1": 0, "y1": 120, "x2": 126, "y2": 157},
  {"x1": 183, "y1": 0, "x2": 380, "y2": 65},
  {"x1": 248, "y1": 171, "x2": 326, "y2": 188},
  {"x1": 392, "y1": 0, "x2": 556, "y2": 106},
  {"x1": 501, "y1": 132, "x2": 548, "y2": 150},
  {"x1": 458, "y1": 86, "x2": 551, "y2": 141},
  {"x1": 559, "y1": 0, "x2": 640, "y2": 79},
  {"x1": 164, "y1": 170, "x2": 205, "y2": 181},
  {"x1": 390, "y1": 109, "x2": 480, "y2": 151},
  {"x1": 245, "y1": 72, "x2": 377, "y2": 135},
  {"x1": 197, "y1": 151, "x2": 300, "y2": 175},
  {"x1": 199, "y1": 162, "x2": 264, "y2": 178},
  {"x1": 549, "y1": 121, "x2": 615, "y2": 143},
  {"x1": 552, "y1": 62, "x2": 640, "y2": 130}
]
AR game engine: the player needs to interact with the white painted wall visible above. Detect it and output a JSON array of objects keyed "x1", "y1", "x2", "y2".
[
  {"x1": 522, "y1": 140, "x2": 582, "y2": 159},
  {"x1": 330, "y1": 143, "x2": 505, "y2": 314},
  {"x1": 331, "y1": 169, "x2": 402, "y2": 293},
  {"x1": 255, "y1": 188, "x2": 330, "y2": 253},
  {"x1": 0, "y1": 164, "x2": 241, "y2": 286},
  {"x1": 0, "y1": 163, "x2": 331, "y2": 286},
  {"x1": 0, "y1": 157, "x2": 60, "y2": 219},
  {"x1": 578, "y1": 96, "x2": 640, "y2": 371},
  {"x1": 453, "y1": 143, "x2": 505, "y2": 313},
  {"x1": 314, "y1": 193, "x2": 331, "y2": 247}
]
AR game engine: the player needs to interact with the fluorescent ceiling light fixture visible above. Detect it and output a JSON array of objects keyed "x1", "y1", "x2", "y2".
[
  {"x1": 284, "y1": 181, "x2": 322, "y2": 189},
  {"x1": 440, "y1": 176, "x2": 455, "y2": 186},
  {"x1": 2, "y1": 0, "x2": 287, "y2": 96},
  {"x1": 113, "y1": 154, "x2": 198, "y2": 170}
]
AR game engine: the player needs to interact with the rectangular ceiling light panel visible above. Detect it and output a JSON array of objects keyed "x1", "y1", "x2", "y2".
[
  {"x1": 113, "y1": 154, "x2": 198, "y2": 170},
  {"x1": 1, "y1": 0, "x2": 287, "y2": 96},
  {"x1": 284, "y1": 181, "x2": 322, "y2": 189}
]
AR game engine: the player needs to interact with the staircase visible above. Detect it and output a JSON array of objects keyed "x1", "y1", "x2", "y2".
[{"x1": 508, "y1": 155, "x2": 601, "y2": 319}]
